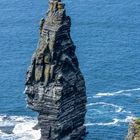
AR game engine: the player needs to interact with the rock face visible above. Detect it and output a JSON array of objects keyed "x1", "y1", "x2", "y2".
[
  {"x1": 24, "y1": 0, "x2": 87, "y2": 139},
  {"x1": 126, "y1": 119, "x2": 140, "y2": 140}
]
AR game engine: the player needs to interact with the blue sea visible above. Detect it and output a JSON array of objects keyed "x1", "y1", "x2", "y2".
[{"x1": 0, "y1": 0, "x2": 140, "y2": 139}]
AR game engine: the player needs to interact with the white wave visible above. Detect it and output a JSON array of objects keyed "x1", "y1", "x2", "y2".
[
  {"x1": 85, "y1": 118, "x2": 119, "y2": 126},
  {"x1": 10, "y1": 116, "x2": 35, "y2": 122},
  {"x1": 0, "y1": 115, "x2": 37, "y2": 128},
  {"x1": 94, "y1": 93, "x2": 115, "y2": 98},
  {"x1": 111, "y1": 87, "x2": 140, "y2": 94},
  {"x1": 0, "y1": 115, "x2": 41, "y2": 140},
  {"x1": 119, "y1": 116, "x2": 136, "y2": 123},
  {"x1": 116, "y1": 107, "x2": 123, "y2": 113},
  {"x1": 93, "y1": 87, "x2": 140, "y2": 98},
  {"x1": 125, "y1": 116, "x2": 135, "y2": 122},
  {"x1": 85, "y1": 116, "x2": 136, "y2": 127},
  {"x1": 0, "y1": 115, "x2": 7, "y2": 122},
  {"x1": 87, "y1": 102, "x2": 123, "y2": 113},
  {"x1": 123, "y1": 88, "x2": 140, "y2": 92},
  {"x1": 13, "y1": 122, "x2": 41, "y2": 140}
]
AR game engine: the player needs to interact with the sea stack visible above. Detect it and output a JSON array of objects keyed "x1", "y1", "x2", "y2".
[{"x1": 24, "y1": 0, "x2": 87, "y2": 139}]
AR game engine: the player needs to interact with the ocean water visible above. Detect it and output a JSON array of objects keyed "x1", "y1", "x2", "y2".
[{"x1": 0, "y1": 0, "x2": 140, "y2": 139}]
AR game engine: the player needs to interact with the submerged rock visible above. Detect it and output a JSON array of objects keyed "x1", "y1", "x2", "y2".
[
  {"x1": 24, "y1": 0, "x2": 87, "y2": 139},
  {"x1": 126, "y1": 119, "x2": 140, "y2": 140}
]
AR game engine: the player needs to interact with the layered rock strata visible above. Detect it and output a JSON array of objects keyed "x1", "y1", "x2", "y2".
[
  {"x1": 126, "y1": 119, "x2": 140, "y2": 140},
  {"x1": 24, "y1": 0, "x2": 87, "y2": 139}
]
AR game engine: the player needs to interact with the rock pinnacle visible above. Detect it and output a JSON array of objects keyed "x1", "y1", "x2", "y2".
[{"x1": 25, "y1": 0, "x2": 87, "y2": 139}]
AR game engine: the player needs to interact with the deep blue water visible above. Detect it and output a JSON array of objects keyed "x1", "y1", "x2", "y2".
[{"x1": 0, "y1": 0, "x2": 140, "y2": 139}]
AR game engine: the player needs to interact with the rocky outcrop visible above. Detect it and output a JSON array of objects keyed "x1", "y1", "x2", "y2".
[
  {"x1": 126, "y1": 119, "x2": 140, "y2": 140},
  {"x1": 24, "y1": 0, "x2": 87, "y2": 139}
]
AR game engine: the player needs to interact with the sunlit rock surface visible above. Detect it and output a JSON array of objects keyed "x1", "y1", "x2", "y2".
[
  {"x1": 24, "y1": 0, "x2": 87, "y2": 139},
  {"x1": 126, "y1": 119, "x2": 140, "y2": 140}
]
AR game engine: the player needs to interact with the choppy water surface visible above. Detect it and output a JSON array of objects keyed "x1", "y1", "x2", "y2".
[{"x1": 0, "y1": 0, "x2": 140, "y2": 139}]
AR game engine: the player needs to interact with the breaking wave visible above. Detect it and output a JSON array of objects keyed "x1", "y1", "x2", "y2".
[{"x1": 0, "y1": 115, "x2": 41, "y2": 140}]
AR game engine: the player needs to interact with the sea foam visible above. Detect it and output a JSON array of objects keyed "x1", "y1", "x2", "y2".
[{"x1": 0, "y1": 115, "x2": 41, "y2": 140}]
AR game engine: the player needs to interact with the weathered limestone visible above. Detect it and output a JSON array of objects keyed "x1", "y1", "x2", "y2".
[
  {"x1": 24, "y1": 0, "x2": 87, "y2": 139},
  {"x1": 126, "y1": 119, "x2": 140, "y2": 140}
]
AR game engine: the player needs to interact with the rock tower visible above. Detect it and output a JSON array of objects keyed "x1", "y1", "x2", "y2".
[{"x1": 24, "y1": 0, "x2": 87, "y2": 139}]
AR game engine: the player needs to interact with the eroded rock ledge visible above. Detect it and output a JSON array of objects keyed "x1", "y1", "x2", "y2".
[
  {"x1": 24, "y1": 0, "x2": 87, "y2": 139},
  {"x1": 126, "y1": 119, "x2": 140, "y2": 140}
]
